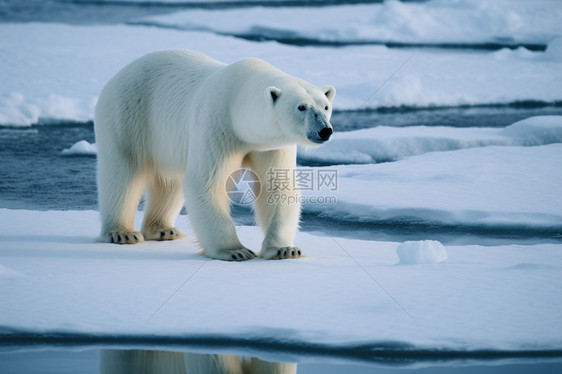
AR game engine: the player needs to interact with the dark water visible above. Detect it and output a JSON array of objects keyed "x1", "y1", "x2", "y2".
[
  {"x1": 0, "y1": 123, "x2": 97, "y2": 211},
  {"x1": 337, "y1": 103, "x2": 562, "y2": 131}
]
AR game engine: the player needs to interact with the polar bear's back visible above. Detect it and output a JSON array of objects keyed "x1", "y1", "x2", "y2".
[
  {"x1": 95, "y1": 50, "x2": 225, "y2": 171},
  {"x1": 107, "y1": 49, "x2": 224, "y2": 90},
  {"x1": 96, "y1": 50, "x2": 225, "y2": 123}
]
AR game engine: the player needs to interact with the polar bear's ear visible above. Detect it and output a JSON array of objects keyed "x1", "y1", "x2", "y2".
[
  {"x1": 265, "y1": 86, "x2": 282, "y2": 105},
  {"x1": 322, "y1": 85, "x2": 336, "y2": 102}
]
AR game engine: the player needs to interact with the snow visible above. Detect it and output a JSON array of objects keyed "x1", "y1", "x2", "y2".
[
  {"x1": 0, "y1": 264, "x2": 23, "y2": 279},
  {"x1": 302, "y1": 142, "x2": 562, "y2": 229},
  {"x1": 500, "y1": 115, "x2": 562, "y2": 146},
  {"x1": 135, "y1": 0, "x2": 562, "y2": 46},
  {"x1": 297, "y1": 117, "x2": 562, "y2": 230},
  {"x1": 0, "y1": 209, "x2": 561, "y2": 352},
  {"x1": 61, "y1": 140, "x2": 97, "y2": 156},
  {"x1": 1, "y1": 22, "x2": 562, "y2": 126},
  {"x1": 396, "y1": 240, "x2": 448, "y2": 265},
  {"x1": 299, "y1": 115, "x2": 562, "y2": 164},
  {"x1": 545, "y1": 37, "x2": 562, "y2": 61}
]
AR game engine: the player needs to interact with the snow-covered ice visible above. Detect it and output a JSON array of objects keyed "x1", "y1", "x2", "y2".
[
  {"x1": 396, "y1": 240, "x2": 448, "y2": 265},
  {"x1": 299, "y1": 115, "x2": 562, "y2": 164},
  {"x1": 0, "y1": 209, "x2": 561, "y2": 352},
  {"x1": 545, "y1": 36, "x2": 562, "y2": 61},
  {"x1": 135, "y1": 0, "x2": 562, "y2": 46},
  {"x1": 0, "y1": 264, "x2": 23, "y2": 279},
  {"x1": 303, "y1": 142, "x2": 562, "y2": 229},
  {"x1": 61, "y1": 140, "x2": 97, "y2": 156},
  {"x1": 1, "y1": 22, "x2": 562, "y2": 126},
  {"x1": 297, "y1": 116, "x2": 562, "y2": 230}
]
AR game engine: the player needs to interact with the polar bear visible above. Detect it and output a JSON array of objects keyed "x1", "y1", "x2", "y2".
[{"x1": 94, "y1": 50, "x2": 335, "y2": 261}]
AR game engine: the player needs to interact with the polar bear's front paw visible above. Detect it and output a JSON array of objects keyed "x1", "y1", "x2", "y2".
[
  {"x1": 262, "y1": 246, "x2": 303, "y2": 260},
  {"x1": 109, "y1": 230, "x2": 144, "y2": 244},
  {"x1": 142, "y1": 227, "x2": 184, "y2": 241},
  {"x1": 207, "y1": 247, "x2": 256, "y2": 262}
]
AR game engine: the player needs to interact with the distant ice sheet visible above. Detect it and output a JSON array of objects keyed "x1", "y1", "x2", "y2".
[
  {"x1": 1, "y1": 22, "x2": 562, "y2": 126},
  {"x1": 136, "y1": 0, "x2": 562, "y2": 47}
]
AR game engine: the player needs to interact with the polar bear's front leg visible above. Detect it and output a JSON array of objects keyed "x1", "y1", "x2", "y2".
[
  {"x1": 183, "y1": 165, "x2": 255, "y2": 262},
  {"x1": 248, "y1": 147, "x2": 303, "y2": 260}
]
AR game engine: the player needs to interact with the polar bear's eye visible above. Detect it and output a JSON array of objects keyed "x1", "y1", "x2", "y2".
[
  {"x1": 324, "y1": 105, "x2": 329, "y2": 111},
  {"x1": 298, "y1": 105, "x2": 307, "y2": 112}
]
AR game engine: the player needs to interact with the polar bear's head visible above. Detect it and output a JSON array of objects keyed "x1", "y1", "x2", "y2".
[{"x1": 265, "y1": 82, "x2": 336, "y2": 147}]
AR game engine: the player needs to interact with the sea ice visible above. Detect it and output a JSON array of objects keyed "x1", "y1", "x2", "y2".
[
  {"x1": 1, "y1": 22, "x2": 562, "y2": 126},
  {"x1": 545, "y1": 37, "x2": 562, "y2": 61},
  {"x1": 0, "y1": 209, "x2": 561, "y2": 352},
  {"x1": 302, "y1": 143, "x2": 562, "y2": 228},
  {"x1": 0, "y1": 264, "x2": 23, "y2": 279},
  {"x1": 300, "y1": 115, "x2": 562, "y2": 164},
  {"x1": 61, "y1": 140, "x2": 97, "y2": 156},
  {"x1": 136, "y1": 0, "x2": 562, "y2": 46}
]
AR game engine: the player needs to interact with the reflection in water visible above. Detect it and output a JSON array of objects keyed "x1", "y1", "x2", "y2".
[{"x1": 100, "y1": 349, "x2": 297, "y2": 374}]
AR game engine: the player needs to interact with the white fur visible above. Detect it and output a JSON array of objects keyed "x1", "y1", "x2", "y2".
[{"x1": 94, "y1": 50, "x2": 335, "y2": 261}]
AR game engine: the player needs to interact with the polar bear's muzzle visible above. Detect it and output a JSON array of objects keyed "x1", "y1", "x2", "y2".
[
  {"x1": 306, "y1": 113, "x2": 333, "y2": 144},
  {"x1": 318, "y1": 127, "x2": 333, "y2": 141},
  {"x1": 307, "y1": 125, "x2": 332, "y2": 144}
]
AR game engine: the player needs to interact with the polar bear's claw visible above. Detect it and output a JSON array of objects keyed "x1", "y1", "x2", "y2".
[
  {"x1": 262, "y1": 246, "x2": 303, "y2": 260},
  {"x1": 109, "y1": 230, "x2": 144, "y2": 244},
  {"x1": 209, "y1": 248, "x2": 256, "y2": 262}
]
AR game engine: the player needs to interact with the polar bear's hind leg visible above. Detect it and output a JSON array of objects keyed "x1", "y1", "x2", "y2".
[
  {"x1": 141, "y1": 174, "x2": 185, "y2": 241},
  {"x1": 98, "y1": 157, "x2": 147, "y2": 244}
]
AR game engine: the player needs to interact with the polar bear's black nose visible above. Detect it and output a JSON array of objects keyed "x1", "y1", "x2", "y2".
[{"x1": 318, "y1": 127, "x2": 333, "y2": 141}]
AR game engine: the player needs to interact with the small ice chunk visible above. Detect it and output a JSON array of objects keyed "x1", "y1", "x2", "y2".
[
  {"x1": 61, "y1": 140, "x2": 97, "y2": 156},
  {"x1": 396, "y1": 240, "x2": 448, "y2": 265}
]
